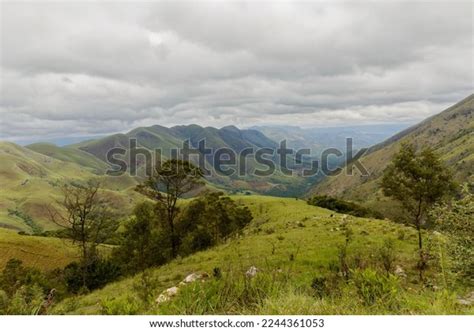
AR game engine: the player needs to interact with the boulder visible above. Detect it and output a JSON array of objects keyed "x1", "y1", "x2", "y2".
[
  {"x1": 246, "y1": 266, "x2": 258, "y2": 278},
  {"x1": 155, "y1": 286, "x2": 179, "y2": 304},
  {"x1": 180, "y1": 272, "x2": 210, "y2": 285},
  {"x1": 458, "y1": 291, "x2": 474, "y2": 306},
  {"x1": 394, "y1": 265, "x2": 407, "y2": 278}
]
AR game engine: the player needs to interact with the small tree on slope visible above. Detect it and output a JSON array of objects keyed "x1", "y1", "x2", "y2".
[{"x1": 381, "y1": 143, "x2": 455, "y2": 280}]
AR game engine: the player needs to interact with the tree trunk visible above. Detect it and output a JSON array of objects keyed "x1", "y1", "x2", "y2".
[
  {"x1": 416, "y1": 222, "x2": 424, "y2": 281},
  {"x1": 168, "y1": 214, "x2": 177, "y2": 258}
]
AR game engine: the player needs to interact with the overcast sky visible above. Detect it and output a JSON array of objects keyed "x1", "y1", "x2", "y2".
[{"x1": 1, "y1": 1, "x2": 472, "y2": 142}]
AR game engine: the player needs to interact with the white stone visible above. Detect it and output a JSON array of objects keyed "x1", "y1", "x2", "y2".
[
  {"x1": 394, "y1": 265, "x2": 407, "y2": 278},
  {"x1": 246, "y1": 266, "x2": 258, "y2": 278}
]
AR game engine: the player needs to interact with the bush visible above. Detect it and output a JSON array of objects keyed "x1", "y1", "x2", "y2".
[
  {"x1": 351, "y1": 269, "x2": 399, "y2": 307},
  {"x1": 377, "y1": 238, "x2": 397, "y2": 274},
  {"x1": 307, "y1": 195, "x2": 383, "y2": 219},
  {"x1": 5, "y1": 285, "x2": 44, "y2": 315},
  {"x1": 311, "y1": 276, "x2": 329, "y2": 298},
  {"x1": 64, "y1": 259, "x2": 121, "y2": 293},
  {"x1": 101, "y1": 296, "x2": 142, "y2": 315},
  {"x1": 432, "y1": 186, "x2": 473, "y2": 284}
]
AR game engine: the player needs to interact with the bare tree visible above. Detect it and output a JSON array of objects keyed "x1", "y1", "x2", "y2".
[{"x1": 47, "y1": 180, "x2": 117, "y2": 287}]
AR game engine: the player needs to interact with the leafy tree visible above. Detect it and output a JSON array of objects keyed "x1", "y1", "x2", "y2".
[
  {"x1": 432, "y1": 185, "x2": 473, "y2": 284},
  {"x1": 381, "y1": 143, "x2": 455, "y2": 280},
  {"x1": 178, "y1": 192, "x2": 253, "y2": 255},
  {"x1": 136, "y1": 159, "x2": 203, "y2": 258},
  {"x1": 47, "y1": 180, "x2": 119, "y2": 288},
  {"x1": 112, "y1": 202, "x2": 168, "y2": 274}
]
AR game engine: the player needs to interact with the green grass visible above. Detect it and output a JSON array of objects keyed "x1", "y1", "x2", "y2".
[
  {"x1": 26, "y1": 142, "x2": 109, "y2": 173},
  {"x1": 0, "y1": 141, "x2": 140, "y2": 232},
  {"x1": 51, "y1": 196, "x2": 472, "y2": 315},
  {"x1": 0, "y1": 228, "x2": 79, "y2": 271}
]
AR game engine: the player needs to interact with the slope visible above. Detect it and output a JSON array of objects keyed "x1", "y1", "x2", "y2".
[
  {"x1": 0, "y1": 228, "x2": 79, "y2": 271},
  {"x1": 310, "y1": 94, "x2": 474, "y2": 218},
  {"x1": 26, "y1": 142, "x2": 108, "y2": 174},
  {"x1": 0, "y1": 141, "x2": 140, "y2": 232},
  {"x1": 51, "y1": 196, "x2": 471, "y2": 315}
]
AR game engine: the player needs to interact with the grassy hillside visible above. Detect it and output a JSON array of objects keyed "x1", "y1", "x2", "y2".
[
  {"x1": 311, "y1": 95, "x2": 474, "y2": 218},
  {"x1": 26, "y1": 142, "x2": 108, "y2": 174},
  {"x1": 52, "y1": 196, "x2": 471, "y2": 315},
  {"x1": 0, "y1": 228, "x2": 79, "y2": 271},
  {"x1": 0, "y1": 141, "x2": 140, "y2": 232}
]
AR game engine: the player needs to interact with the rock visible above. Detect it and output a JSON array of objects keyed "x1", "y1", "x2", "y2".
[
  {"x1": 155, "y1": 286, "x2": 179, "y2": 304},
  {"x1": 457, "y1": 299, "x2": 472, "y2": 305},
  {"x1": 394, "y1": 265, "x2": 407, "y2": 278},
  {"x1": 457, "y1": 291, "x2": 474, "y2": 306},
  {"x1": 155, "y1": 294, "x2": 169, "y2": 304},
  {"x1": 165, "y1": 286, "x2": 179, "y2": 296},
  {"x1": 181, "y1": 272, "x2": 209, "y2": 285},
  {"x1": 246, "y1": 266, "x2": 258, "y2": 278}
]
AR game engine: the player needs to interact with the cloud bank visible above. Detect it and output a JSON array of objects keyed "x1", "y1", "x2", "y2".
[{"x1": 0, "y1": 1, "x2": 472, "y2": 141}]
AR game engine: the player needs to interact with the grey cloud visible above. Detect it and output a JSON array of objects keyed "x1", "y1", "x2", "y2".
[{"x1": 0, "y1": 1, "x2": 472, "y2": 142}]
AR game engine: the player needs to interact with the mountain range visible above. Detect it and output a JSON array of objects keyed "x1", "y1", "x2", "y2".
[{"x1": 1, "y1": 95, "x2": 472, "y2": 231}]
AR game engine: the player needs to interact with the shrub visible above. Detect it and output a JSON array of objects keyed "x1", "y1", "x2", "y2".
[
  {"x1": 6, "y1": 285, "x2": 44, "y2": 315},
  {"x1": 377, "y1": 238, "x2": 397, "y2": 274},
  {"x1": 307, "y1": 195, "x2": 383, "y2": 219},
  {"x1": 63, "y1": 258, "x2": 121, "y2": 293},
  {"x1": 432, "y1": 186, "x2": 473, "y2": 284},
  {"x1": 101, "y1": 296, "x2": 142, "y2": 315},
  {"x1": 351, "y1": 269, "x2": 399, "y2": 307},
  {"x1": 311, "y1": 276, "x2": 329, "y2": 298}
]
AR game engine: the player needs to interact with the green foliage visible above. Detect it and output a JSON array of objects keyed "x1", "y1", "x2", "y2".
[
  {"x1": 136, "y1": 159, "x2": 203, "y2": 258},
  {"x1": 158, "y1": 271, "x2": 282, "y2": 314},
  {"x1": 381, "y1": 143, "x2": 455, "y2": 227},
  {"x1": 7, "y1": 208, "x2": 43, "y2": 235},
  {"x1": 0, "y1": 259, "x2": 62, "y2": 314},
  {"x1": 112, "y1": 202, "x2": 168, "y2": 274},
  {"x1": 178, "y1": 192, "x2": 253, "y2": 255},
  {"x1": 381, "y1": 143, "x2": 455, "y2": 280},
  {"x1": 51, "y1": 195, "x2": 474, "y2": 315},
  {"x1": 432, "y1": 186, "x2": 474, "y2": 285},
  {"x1": 5, "y1": 285, "x2": 44, "y2": 315},
  {"x1": 351, "y1": 269, "x2": 400, "y2": 307},
  {"x1": 307, "y1": 195, "x2": 383, "y2": 219},
  {"x1": 337, "y1": 220, "x2": 353, "y2": 279},
  {"x1": 310, "y1": 275, "x2": 334, "y2": 298},
  {"x1": 101, "y1": 296, "x2": 142, "y2": 315},
  {"x1": 63, "y1": 259, "x2": 121, "y2": 294},
  {"x1": 377, "y1": 238, "x2": 397, "y2": 274},
  {"x1": 0, "y1": 259, "x2": 48, "y2": 297}
]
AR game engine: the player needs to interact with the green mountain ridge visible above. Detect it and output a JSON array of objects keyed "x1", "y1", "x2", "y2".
[{"x1": 311, "y1": 94, "x2": 474, "y2": 219}]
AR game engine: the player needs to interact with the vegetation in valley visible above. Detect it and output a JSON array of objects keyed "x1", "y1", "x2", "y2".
[{"x1": 307, "y1": 195, "x2": 383, "y2": 219}]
